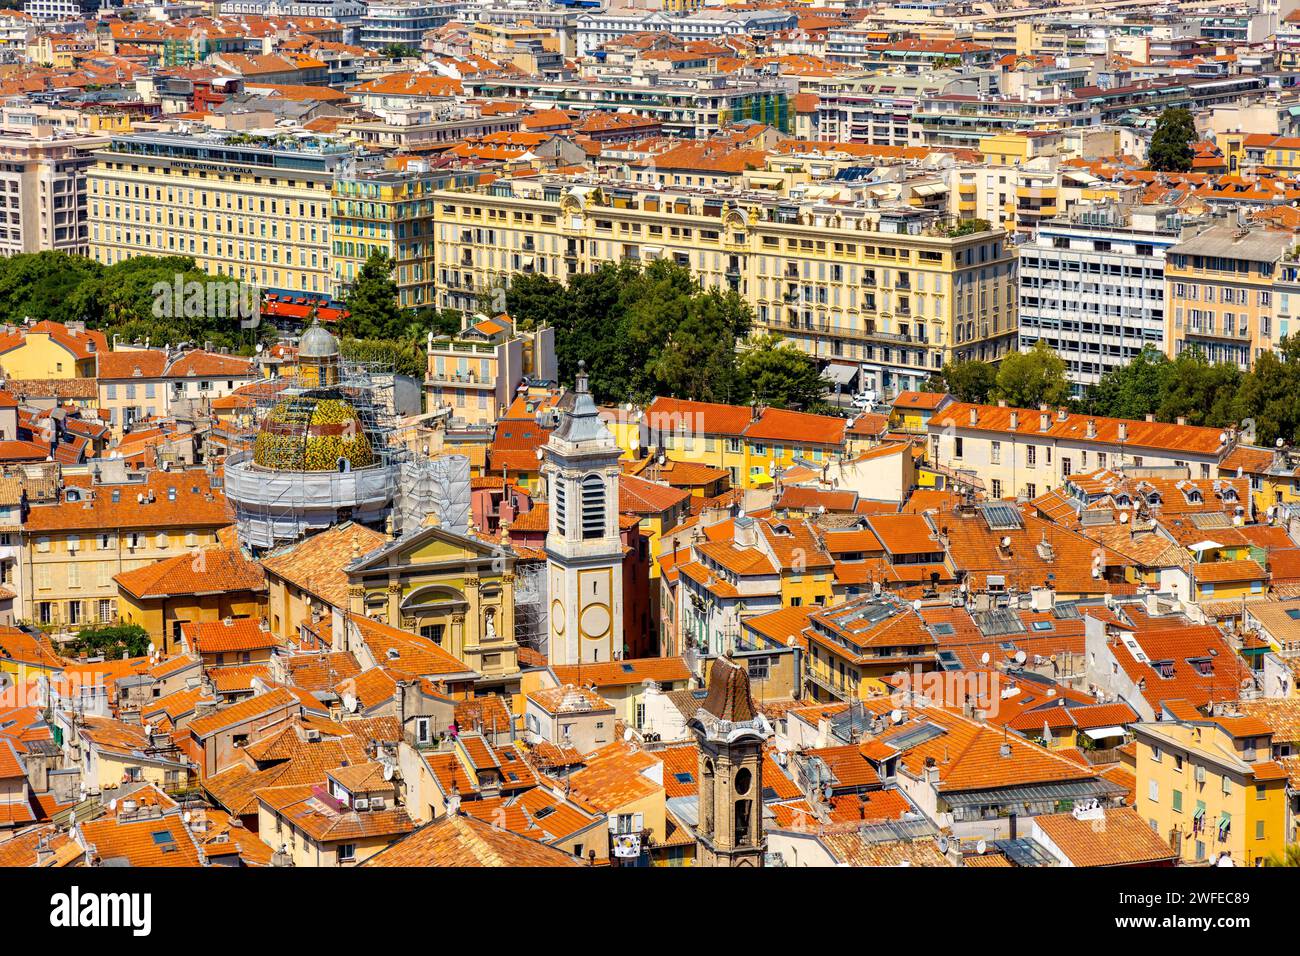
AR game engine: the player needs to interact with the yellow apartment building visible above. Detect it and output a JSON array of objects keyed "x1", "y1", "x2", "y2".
[
  {"x1": 431, "y1": 177, "x2": 1018, "y2": 396},
  {"x1": 88, "y1": 130, "x2": 344, "y2": 296},
  {"x1": 641, "y1": 397, "x2": 849, "y2": 489},
  {"x1": 0, "y1": 321, "x2": 106, "y2": 380},
  {"x1": 331, "y1": 164, "x2": 482, "y2": 308},
  {"x1": 115, "y1": 546, "x2": 267, "y2": 653},
  {"x1": 1164, "y1": 223, "x2": 1291, "y2": 370},
  {"x1": 20, "y1": 473, "x2": 231, "y2": 633},
  {"x1": 801, "y1": 596, "x2": 937, "y2": 702},
  {"x1": 1132, "y1": 711, "x2": 1289, "y2": 866}
]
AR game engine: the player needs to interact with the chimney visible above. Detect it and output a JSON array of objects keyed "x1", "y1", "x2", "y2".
[
  {"x1": 1009, "y1": 411, "x2": 1019, "y2": 431},
  {"x1": 1117, "y1": 422, "x2": 1128, "y2": 443},
  {"x1": 1086, "y1": 418, "x2": 1097, "y2": 439},
  {"x1": 968, "y1": 407, "x2": 978, "y2": 426},
  {"x1": 1176, "y1": 416, "x2": 1187, "y2": 426},
  {"x1": 1056, "y1": 407, "x2": 1068, "y2": 422},
  {"x1": 1039, "y1": 412, "x2": 1049, "y2": 432},
  {"x1": 997, "y1": 399, "x2": 1007, "y2": 408},
  {"x1": 1145, "y1": 413, "x2": 1155, "y2": 422}
]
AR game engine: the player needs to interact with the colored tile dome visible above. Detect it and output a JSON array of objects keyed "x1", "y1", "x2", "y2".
[{"x1": 252, "y1": 397, "x2": 375, "y2": 471}]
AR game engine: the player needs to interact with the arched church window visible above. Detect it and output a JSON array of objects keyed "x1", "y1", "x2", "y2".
[
  {"x1": 581, "y1": 474, "x2": 605, "y2": 540},
  {"x1": 554, "y1": 477, "x2": 568, "y2": 536}
]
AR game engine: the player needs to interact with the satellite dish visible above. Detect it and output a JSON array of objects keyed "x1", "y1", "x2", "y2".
[
  {"x1": 147, "y1": 642, "x2": 156, "y2": 655},
  {"x1": 1000, "y1": 536, "x2": 1011, "y2": 548},
  {"x1": 1119, "y1": 512, "x2": 1129, "y2": 524},
  {"x1": 143, "y1": 724, "x2": 153, "y2": 737},
  {"x1": 976, "y1": 839, "x2": 987, "y2": 855},
  {"x1": 383, "y1": 764, "x2": 394, "y2": 781},
  {"x1": 108, "y1": 799, "x2": 117, "y2": 812},
  {"x1": 623, "y1": 728, "x2": 635, "y2": 742},
  {"x1": 1014, "y1": 650, "x2": 1027, "y2": 665},
  {"x1": 938, "y1": 836, "x2": 949, "y2": 854},
  {"x1": 183, "y1": 811, "x2": 192, "y2": 823},
  {"x1": 256, "y1": 342, "x2": 264, "y2": 353},
  {"x1": 980, "y1": 652, "x2": 991, "y2": 665},
  {"x1": 535, "y1": 447, "x2": 545, "y2": 460},
  {"x1": 342, "y1": 693, "x2": 358, "y2": 713},
  {"x1": 890, "y1": 709, "x2": 904, "y2": 724},
  {"x1": 911, "y1": 599, "x2": 922, "y2": 612}
]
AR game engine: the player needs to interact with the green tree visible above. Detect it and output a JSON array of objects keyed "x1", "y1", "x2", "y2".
[
  {"x1": 342, "y1": 251, "x2": 403, "y2": 340},
  {"x1": 1148, "y1": 107, "x2": 1196, "y2": 173},
  {"x1": 1153, "y1": 347, "x2": 1241, "y2": 428},
  {"x1": 992, "y1": 340, "x2": 1070, "y2": 408},
  {"x1": 0, "y1": 251, "x2": 103, "y2": 325},
  {"x1": 340, "y1": 337, "x2": 426, "y2": 378},
  {"x1": 933, "y1": 358, "x2": 997, "y2": 403},
  {"x1": 1265, "y1": 844, "x2": 1300, "y2": 867},
  {"x1": 492, "y1": 272, "x2": 569, "y2": 333},
  {"x1": 380, "y1": 43, "x2": 419, "y2": 58},
  {"x1": 1229, "y1": 336, "x2": 1300, "y2": 446},
  {"x1": 67, "y1": 623, "x2": 151, "y2": 659},
  {"x1": 623, "y1": 259, "x2": 751, "y2": 403},
  {"x1": 736, "y1": 333, "x2": 826, "y2": 410},
  {"x1": 1083, "y1": 346, "x2": 1171, "y2": 420}
]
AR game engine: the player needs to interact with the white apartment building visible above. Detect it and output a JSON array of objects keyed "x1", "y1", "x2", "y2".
[
  {"x1": 574, "y1": 9, "x2": 797, "y2": 57},
  {"x1": 1018, "y1": 203, "x2": 1198, "y2": 393},
  {"x1": 926, "y1": 402, "x2": 1234, "y2": 501},
  {"x1": 0, "y1": 130, "x2": 107, "y2": 257}
]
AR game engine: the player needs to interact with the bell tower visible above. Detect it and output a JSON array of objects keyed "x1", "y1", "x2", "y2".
[
  {"x1": 542, "y1": 362, "x2": 624, "y2": 666},
  {"x1": 691, "y1": 654, "x2": 770, "y2": 867}
]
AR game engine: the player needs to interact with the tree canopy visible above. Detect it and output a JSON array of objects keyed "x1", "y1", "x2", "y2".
[
  {"x1": 928, "y1": 358, "x2": 997, "y2": 403},
  {"x1": 736, "y1": 333, "x2": 828, "y2": 411},
  {"x1": 65, "y1": 623, "x2": 151, "y2": 659},
  {"x1": 494, "y1": 260, "x2": 786, "y2": 406},
  {"x1": 0, "y1": 252, "x2": 274, "y2": 353},
  {"x1": 991, "y1": 340, "x2": 1071, "y2": 408},
  {"x1": 1148, "y1": 107, "x2": 1197, "y2": 173},
  {"x1": 342, "y1": 251, "x2": 404, "y2": 340}
]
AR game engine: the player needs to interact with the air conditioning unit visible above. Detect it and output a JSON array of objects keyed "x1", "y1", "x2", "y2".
[
  {"x1": 370, "y1": 796, "x2": 385, "y2": 810},
  {"x1": 354, "y1": 798, "x2": 370, "y2": 811}
]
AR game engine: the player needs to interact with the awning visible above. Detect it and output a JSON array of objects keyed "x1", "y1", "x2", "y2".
[
  {"x1": 1083, "y1": 726, "x2": 1126, "y2": 740},
  {"x1": 912, "y1": 182, "x2": 947, "y2": 197},
  {"x1": 822, "y1": 363, "x2": 859, "y2": 386}
]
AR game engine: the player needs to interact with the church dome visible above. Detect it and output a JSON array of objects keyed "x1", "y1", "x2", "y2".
[
  {"x1": 252, "y1": 397, "x2": 374, "y2": 471},
  {"x1": 299, "y1": 320, "x2": 340, "y2": 360}
]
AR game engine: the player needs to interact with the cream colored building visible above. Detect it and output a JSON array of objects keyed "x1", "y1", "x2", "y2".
[
  {"x1": 87, "y1": 130, "x2": 345, "y2": 296},
  {"x1": 20, "y1": 472, "x2": 230, "y2": 633},
  {"x1": 431, "y1": 177, "x2": 1019, "y2": 396}
]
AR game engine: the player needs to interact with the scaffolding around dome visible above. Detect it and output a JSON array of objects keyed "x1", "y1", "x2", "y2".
[{"x1": 225, "y1": 319, "x2": 476, "y2": 552}]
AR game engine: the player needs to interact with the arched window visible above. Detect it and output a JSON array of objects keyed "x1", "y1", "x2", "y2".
[
  {"x1": 581, "y1": 474, "x2": 605, "y2": 540},
  {"x1": 554, "y1": 478, "x2": 568, "y2": 536}
]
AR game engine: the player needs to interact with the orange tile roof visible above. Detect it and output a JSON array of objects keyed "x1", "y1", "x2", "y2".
[
  {"x1": 261, "y1": 522, "x2": 387, "y2": 608},
  {"x1": 551, "y1": 655, "x2": 691, "y2": 688},
  {"x1": 114, "y1": 545, "x2": 265, "y2": 599},
  {"x1": 184, "y1": 618, "x2": 280, "y2": 655},
  {"x1": 24, "y1": 471, "x2": 231, "y2": 533},
  {"x1": 365, "y1": 813, "x2": 581, "y2": 866},
  {"x1": 78, "y1": 813, "x2": 203, "y2": 867},
  {"x1": 936, "y1": 403, "x2": 1227, "y2": 457},
  {"x1": 188, "y1": 687, "x2": 300, "y2": 739},
  {"x1": 1033, "y1": 807, "x2": 1176, "y2": 866}
]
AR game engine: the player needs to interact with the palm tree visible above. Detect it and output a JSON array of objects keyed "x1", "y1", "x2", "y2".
[{"x1": 1264, "y1": 844, "x2": 1300, "y2": 867}]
